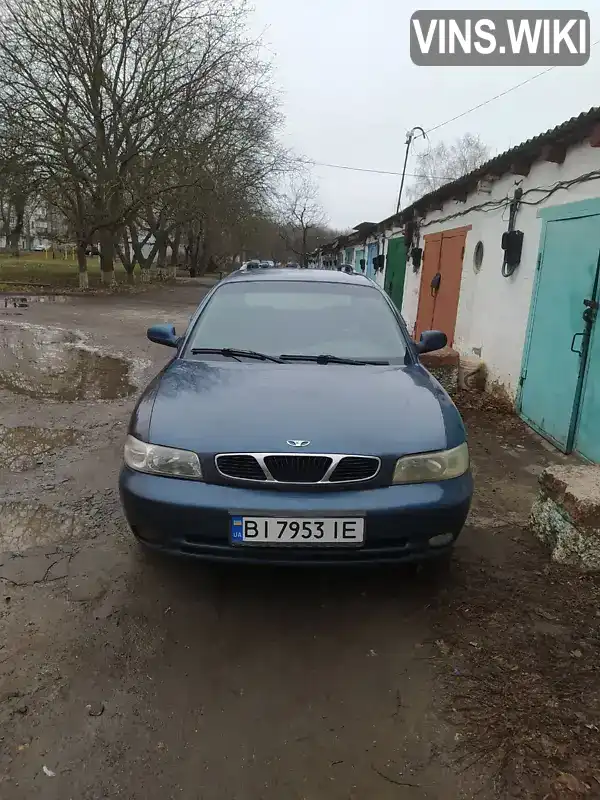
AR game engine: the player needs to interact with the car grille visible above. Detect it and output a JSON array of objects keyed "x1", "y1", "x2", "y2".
[
  {"x1": 216, "y1": 455, "x2": 265, "y2": 481},
  {"x1": 264, "y1": 455, "x2": 332, "y2": 483},
  {"x1": 215, "y1": 453, "x2": 380, "y2": 485},
  {"x1": 329, "y1": 456, "x2": 380, "y2": 482}
]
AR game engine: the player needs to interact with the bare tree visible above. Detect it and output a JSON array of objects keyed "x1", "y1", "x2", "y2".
[
  {"x1": 277, "y1": 177, "x2": 327, "y2": 266},
  {"x1": 0, "y1": 0, "x2": 285, "y2": 286},
  {"x1": 0, "y1": 119, "x2": 41, "y2": 254},
  {"x1": 407, "y1": 133, "x2": 491, "y2": 201}
]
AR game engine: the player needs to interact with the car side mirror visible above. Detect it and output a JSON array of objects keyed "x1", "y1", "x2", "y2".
[
  {"x1": 147, "y1": 323, "x2": 180, "y2": 348},
  {"x1": 416, "y1": 330, "x2": 447, "y2": 354}
]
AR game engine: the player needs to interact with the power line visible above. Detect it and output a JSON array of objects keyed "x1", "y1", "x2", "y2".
[
  {"x1": 306, "y1": 42, "x2": 600, "y2": 172},
  {"x1": 304, "y1": 159, "x2": 443, "y2": 179},
  {"x1": 424, "y1": 67, "x2": 557, "y2": 136},
  {"x1": 423, "y1": 39, "x2": 600, "y2": 137}
]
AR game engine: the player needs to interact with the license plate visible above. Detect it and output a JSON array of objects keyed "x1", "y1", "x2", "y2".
[{"x1": 230, "y1": 516, "x2": 364, "y2": 545}]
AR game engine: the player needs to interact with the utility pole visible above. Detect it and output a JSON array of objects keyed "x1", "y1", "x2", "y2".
[{"x1": 395, "y1": 126, "x2": 426, "y2": 215}]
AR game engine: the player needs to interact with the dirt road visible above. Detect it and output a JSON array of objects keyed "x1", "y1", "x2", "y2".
[{"x1": 1, "y1": 286, "x2": 598, "y2": 799}]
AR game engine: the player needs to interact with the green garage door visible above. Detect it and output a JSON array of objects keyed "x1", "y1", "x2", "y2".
[{"x1": 384, "y1": 237, "x2": 407, "y2": 311}]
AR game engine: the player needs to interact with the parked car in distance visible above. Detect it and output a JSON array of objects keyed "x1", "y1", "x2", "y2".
[
  {"x1": 260, "y1": 260, "x2": 275, "y2": 268},
  {"x1": 119, "y1": 269, "x2": 472, "y2": 566},
  {"x1": 241, "y1": 260, "x2": 260, "y2": 270},
  {"x1": 285, "y1": 262, "x2": 300, "y2": 268}
]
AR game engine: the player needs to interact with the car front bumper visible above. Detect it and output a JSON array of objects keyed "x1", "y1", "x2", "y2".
[{"x1": 119, "y1": 468, "x2": 473, "y2": 565}]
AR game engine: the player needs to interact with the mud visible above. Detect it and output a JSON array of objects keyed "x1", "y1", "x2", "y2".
[
  {"x1": 0, "y1": 425, "x2": 79, "y2": 471},
  {"x1": 0, "y1": 502, "x2": 84, "y2": 555},
  {"x1": 0, "y1": 323, "x2": 137, "y2": 401},
  {"x1": 0, "y1": 284, "x2": 597, "y2": 800},
  {"x1": 2, "y1": 295, "x2": 71, "y2": 308}
]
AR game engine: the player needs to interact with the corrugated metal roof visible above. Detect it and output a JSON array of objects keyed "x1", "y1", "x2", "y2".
[
  {"x1": 380, "y1": 106, "x2": 600, "y2": 229},
  {"x1": 319, "y1": 107, "x2": 600, "y2": 247}
]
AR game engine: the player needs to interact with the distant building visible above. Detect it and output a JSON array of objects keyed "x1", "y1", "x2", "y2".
[{"x1": 0, "y1": 200, "x2": 68, "y2": 250}]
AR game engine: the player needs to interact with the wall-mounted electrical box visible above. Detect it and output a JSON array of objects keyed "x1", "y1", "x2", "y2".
[
  {"x1": 501, "y1": 230, "x2": 524, "y2": 269},
  {"x1": 411, "y1": 247, "x2": 423, "y2": 272}
]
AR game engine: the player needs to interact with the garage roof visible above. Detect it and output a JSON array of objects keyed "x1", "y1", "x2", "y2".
[{"x1": 379, "y1": 106, "x2": 600, "y2": 229}]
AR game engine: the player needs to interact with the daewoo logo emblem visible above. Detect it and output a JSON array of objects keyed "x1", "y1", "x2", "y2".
[{"x1": 287, "y1": 440, "x2": 310, "y2": 448}]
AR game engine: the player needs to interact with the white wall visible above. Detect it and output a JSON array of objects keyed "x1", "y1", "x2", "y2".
[{"x1": 398, "y1": 141, "x2": 600, "y2": 397}]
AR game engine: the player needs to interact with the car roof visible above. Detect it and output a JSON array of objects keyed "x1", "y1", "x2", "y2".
[{"x1": 223, "y1": 268, "x2": 374, "y2": 286}]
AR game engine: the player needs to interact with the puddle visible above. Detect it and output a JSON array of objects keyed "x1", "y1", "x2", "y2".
[
  {"x1": 0, "y1": 324, "x2": 137, "y2": 401},
  {"x1": 0, "y1": 502, "x2": 84, "y2": 554},
  {"x1": 0, "y1": 425, "x2": 80, "y2": 471},
  {"x1": 2, "y1": 294, "x2": 71, "y2": 308}
]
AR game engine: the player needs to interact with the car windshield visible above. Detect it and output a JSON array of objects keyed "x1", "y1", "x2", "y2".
[{"x1": 184, "y1": 280, "x2": 408, "y2": 362}]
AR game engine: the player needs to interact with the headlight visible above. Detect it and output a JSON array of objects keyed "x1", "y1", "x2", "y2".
[
  {"x1": 392, "y1": 442, "x2": 469, "y2": 484},
  {"x1": 124, "y1": 435, "x2": 203, "y2": 480}
]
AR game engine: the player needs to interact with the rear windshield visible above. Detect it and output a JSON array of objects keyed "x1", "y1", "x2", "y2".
[{"x1": 184, "y1": 281, "x2": 408, "y2": 362}]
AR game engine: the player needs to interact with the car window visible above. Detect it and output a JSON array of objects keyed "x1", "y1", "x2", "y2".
[{"x1": 184, "y1": 281, "x2": 408, "y2": 362}]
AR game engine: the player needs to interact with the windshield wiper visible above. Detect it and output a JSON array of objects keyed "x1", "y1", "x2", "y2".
[
  {"x1": 190, "y1": 347, "x2": 283, "y2": 363},
  {"x1": 279, "y1": 354, "x2": 389, "y2": 366}
]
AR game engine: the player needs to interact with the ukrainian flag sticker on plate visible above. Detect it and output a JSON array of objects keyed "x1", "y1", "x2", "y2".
[{"x1": 231, "y1": 516, "x2": 244, "y2": 541}]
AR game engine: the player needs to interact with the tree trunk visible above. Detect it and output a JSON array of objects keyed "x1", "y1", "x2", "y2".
[
  {"x1": 76, "y1": 241, "x2": 89, "y2": 289},
  {"x1": 157, "y1": 234, "x2": 168, "y2": 280},
  {"x1": 169, "y1": 230, "x2": 181, "y2": 280},
  {"x1": 9, "y1": 209, "x2": 24, "y2": 256},
  {"x1": 130, "y1": 223, "x2": 163, "y2": 282},
  {"x1": 170, "y1": 229, "x2": 181, "y2": 267},
  {"x1": 116, "y1": 230, "x2": 137, "y2": 284},
  {"x1": 198, "y1": 229, "x2": 213, "y2": 276},
  {"x1": 99, "y1": 231, "x2": 117, "y2": 286},
  {"x1": 189, "y1": 235, "x2": 201, "y2": 277},
  {"x1": 186, "y1": 229, "x2": 194, "y2": 275}
]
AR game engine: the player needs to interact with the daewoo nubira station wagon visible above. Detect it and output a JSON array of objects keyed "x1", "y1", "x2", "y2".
[{"x1": 119, "y1": 268, "x2": 472, "y2": 566}]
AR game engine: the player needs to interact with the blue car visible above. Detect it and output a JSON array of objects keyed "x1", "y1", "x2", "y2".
[{"x1": 119, "y1": 269, "x2": 472, "y2": 565}]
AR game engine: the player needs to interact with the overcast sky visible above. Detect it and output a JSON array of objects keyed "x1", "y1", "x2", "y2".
[{"x1": 249, "y1": 0, "x2": 600, "y2": 229}]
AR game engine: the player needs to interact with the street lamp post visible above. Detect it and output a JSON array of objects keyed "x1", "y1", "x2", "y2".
[{"x1": 395, "y1": 126, "x2": 426, "y2": 215}]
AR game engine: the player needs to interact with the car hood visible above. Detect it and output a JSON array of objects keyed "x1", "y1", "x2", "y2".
[{"x1": 142, "y1": 359, "x2": 464, "y2": 456}]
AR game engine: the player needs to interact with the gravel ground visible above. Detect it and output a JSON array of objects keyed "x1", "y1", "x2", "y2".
[{"x1": 0, "y1": 286, "x2": 598, "y2": 800}]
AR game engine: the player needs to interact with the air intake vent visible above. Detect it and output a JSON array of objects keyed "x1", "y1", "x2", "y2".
[
  {"x1": 329, "y1": 456, "x2": 379, "y2": 482},
  {"x1": 264, "y1": 455, "x2": 332, "y2": 483},
  {"x1": 216, "y1": 455, "x2": 265, "y2": 481},
  {"x1": 215, "y1": 453, "x2": 381, "y2": 484}
]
